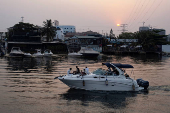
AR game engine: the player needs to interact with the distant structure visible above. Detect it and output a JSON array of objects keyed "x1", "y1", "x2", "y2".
[
  {"x1": 54, "y1": 20, "x2": 76, "y2": 34},
  {"x1": 152, "y1": 28, "x2": 165, "y2": 35},
  {"x1": 0, "y1": 32, "x2": 6, "y2": 41},
  {"x1": 120, "y1": 24, "x2": 128, "y2": 33},
  {"x1": 167, "y1": 34, "x2": 170, "y2": 42},
  {"x1": 139, "y1": 26, "x2": 166, "y2": 35},
  {"x1": 54, "y1": 20, "x2": 59, "y2": 26},
  {"x1": 139, "y1": 26, "x2": 150, "y2": 31},
  {"x1": 57, "y1": 25, "x2": 76, "y2": 34},
  {"x1": 21, "y1": 17, "x2": 24, "y2": 22},
  {"x1": 139, "y1": 22, "x2": 150, "y2": 31}
]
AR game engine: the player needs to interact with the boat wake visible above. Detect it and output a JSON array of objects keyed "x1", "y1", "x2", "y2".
[{"x1": 148, "y1": 85, "x2": 170, "y2": 91}]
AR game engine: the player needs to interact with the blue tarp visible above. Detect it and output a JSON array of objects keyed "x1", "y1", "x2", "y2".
[{"x1": 102, "y1": 63, "x2": 134, "y2": 68}]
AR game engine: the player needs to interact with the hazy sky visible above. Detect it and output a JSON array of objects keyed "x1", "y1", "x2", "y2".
[{"x1": 0, "y1": 0, "x2": 170, "y2": 36}]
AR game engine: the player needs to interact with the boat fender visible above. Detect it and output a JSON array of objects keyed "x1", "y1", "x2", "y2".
[
  {"x1": 132, "y1": 83, "x2": 135, "y2": 90},
  {"x1": 83, "y1": 80, "x2": 85, "y2": 86},
  {"x1": 105, "y1": 79, "x2": 108, "y2": 86}
]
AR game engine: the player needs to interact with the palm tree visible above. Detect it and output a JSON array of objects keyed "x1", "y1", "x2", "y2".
[{"x1": 42, "y1": 19, "x2": 56, "y2": 42}]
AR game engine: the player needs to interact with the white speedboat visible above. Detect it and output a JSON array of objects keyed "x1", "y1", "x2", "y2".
[
  {"x1": 44, "y1": 49, "x2": 53, "y2": 57},
  {"x1": 56, "y1": 63, "x2": 149, "y2": 91},
  {"x1": 68, "y1": 52, "x2": 82, "y2": 57},
  {"x1": 9, "y1": 47, "x2": 24, "y2": 57},
  {"x1": 78, "y1": 47, "x2": 100, "y2": 57},
  {"x1": 24, "y1": 53, "x2": 32, "y2": 57},
  {"x1": 33, "y1": 49, "x2": 43, "y2": 57}
]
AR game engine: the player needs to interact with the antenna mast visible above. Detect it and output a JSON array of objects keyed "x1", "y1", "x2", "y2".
[
  {"x1": 142, "y1": 21, "x2": 145, "y2": 27},
  {"x1": 21, "y1": 17, "x2": 24, "y2": 22}
]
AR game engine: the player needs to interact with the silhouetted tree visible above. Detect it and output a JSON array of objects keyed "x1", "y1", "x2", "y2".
[
  {"x1": 118, "y1": 32, "x2": 134, "y2": 39},
  {"x1": 135, "y1": 30, "x2": 167, "y2": 51},
  {"x1": 42, "y1": 19, "x2": 56, "y2": 42}
]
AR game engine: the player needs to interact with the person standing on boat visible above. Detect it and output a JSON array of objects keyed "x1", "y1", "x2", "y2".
[
  {"x1": 76, "y1": 66, "x2": 80, "y2": 74},
  {"x1": 67, "y1": 68, "x2": 72, "y2": 75},
  {"x1": 85, "y1": 67, "x2": 89, "y2": 74}
]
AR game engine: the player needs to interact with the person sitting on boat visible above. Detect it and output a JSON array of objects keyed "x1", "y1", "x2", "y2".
[
  {"x1": 85, "y1": 67, "x2": 89, "y2": 74},
  {"x1": 80, "y1": 70, "x2": 86, "y2": 76},
  {"x1": 67, "y1": 68, "x2": 72, "y2": 75},
  {"x1": 113, "y1": 69, "x2": 119, "y2": 76},
  {"x1": 125, "y1": 73, "x2": 129, "y2": 78},
  {"x1": 107, "y1": 67, "x2": 112, "y2": 75}
]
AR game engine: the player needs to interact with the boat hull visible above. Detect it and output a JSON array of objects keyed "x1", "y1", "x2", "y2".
[
  {"x1": 80, "y1": 53, "x2": 99, "y2": 57},
  {"x1": 44, "y1": 54, "x2": 52, "y2": 57},
  {"x1": 9, "y1": 53, "x2": 24, "y2": 57},
  {"x1": 58, "y1": 76, "x2": 142, "y2": 91}
]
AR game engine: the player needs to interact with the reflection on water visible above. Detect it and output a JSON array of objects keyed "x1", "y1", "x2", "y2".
[
  {"x1": 61, "y1": 89, "x2": 140, "y2": 109},
  {"x1": 0, "y1": 54, "x2": 170, "y2": 113},
  {"x1": 7, "y1": 57, "x2": 54, "y2": 73}
]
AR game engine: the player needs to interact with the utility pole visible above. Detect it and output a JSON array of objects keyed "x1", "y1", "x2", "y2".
[{"x1": 120, "y1": 24, "x2": 128, "y2": 33}]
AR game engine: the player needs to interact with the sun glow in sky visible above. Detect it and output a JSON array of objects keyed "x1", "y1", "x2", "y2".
[{"x1": 0, "y1": 0, "x2": 170, "y2": 36}]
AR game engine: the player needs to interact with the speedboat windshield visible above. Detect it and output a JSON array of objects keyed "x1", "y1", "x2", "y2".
[
  {"x1": 92, "y1": 68, "x2": 107, "y2": 75},
  {"x1": 12, "y1": 47, "x2": 20, "y2": 51}
]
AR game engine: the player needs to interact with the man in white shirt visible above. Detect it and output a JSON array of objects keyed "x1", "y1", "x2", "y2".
[
  {"x1": 67, "y1": 68, "x2": 72, "y2": 75},
  {"x1": 85, "y1": 67, "x2": 89, "y2": 74}
]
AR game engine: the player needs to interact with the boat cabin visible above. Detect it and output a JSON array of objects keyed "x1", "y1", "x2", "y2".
[{"x1": 91, "y1": 63, "x2": 134, "y2": 78}]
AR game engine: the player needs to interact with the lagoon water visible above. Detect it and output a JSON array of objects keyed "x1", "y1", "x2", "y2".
[{"x1": 0, "y1": 54, "x2": 170, "y2": 113}]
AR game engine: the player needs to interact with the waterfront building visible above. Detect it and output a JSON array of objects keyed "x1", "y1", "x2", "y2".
[
  {"x1": 7, "y1": 22, "x2": 68, "y2": 54},
  {"x1": 67, "y1": 36, "x2": 81, "y2": 52},
  {"x1": 76, "y1": 30, "x2": 102, "y2": 37},
  {"x1": 7, "y1": 24, "x2": 43, "y2": 53},
  {"x1": 67, "y1": 35, "x2": 102, "y2": 52},
  {"x1": 56, "y1": 25, "x2": 76, "y2": 34}
]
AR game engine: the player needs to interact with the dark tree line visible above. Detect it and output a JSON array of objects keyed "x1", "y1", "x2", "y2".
[{"x1": 7, "y1": 19, "x2": 56, "y2": 42}]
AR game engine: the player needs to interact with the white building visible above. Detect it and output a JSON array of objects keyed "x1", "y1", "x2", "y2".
[
  {"x1": 57, "y1": 25, "x2": 76, "y2": 34},
  {"x1": 54, "y1": 27, "x2": 65, "y2": 41}
]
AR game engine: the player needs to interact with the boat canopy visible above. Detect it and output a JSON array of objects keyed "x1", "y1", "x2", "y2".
[{"x1": 102, "y1": 63, "x2": 134, "y2": 68}]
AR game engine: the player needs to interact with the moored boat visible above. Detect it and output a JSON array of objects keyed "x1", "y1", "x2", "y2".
[
  {"x1": 43, "y1": 49, "x2": 53, "y2": 57},
  {"x1": 24, "y1": 53, "x2": 32, "y2": 57},
  {"x1": 68, "y1": 52, "x2": 82, "y2": 57},
  {"x1": 78, "y1": 47, "x2": 100, "y2": 57},
  {"x1": 55, "y1": 63, "x2": 149, "y2": 91},
  {"x1": 9, "y1": 47, "x2": 24, "y2": 57},
  {"x1": 33, "y1": 49, "x2": 43, "y2": 57}
]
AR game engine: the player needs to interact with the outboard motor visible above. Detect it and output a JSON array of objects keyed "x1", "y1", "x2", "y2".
[{"x1": 136, "y1": 79, "x2": 149, "y2": 90}]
